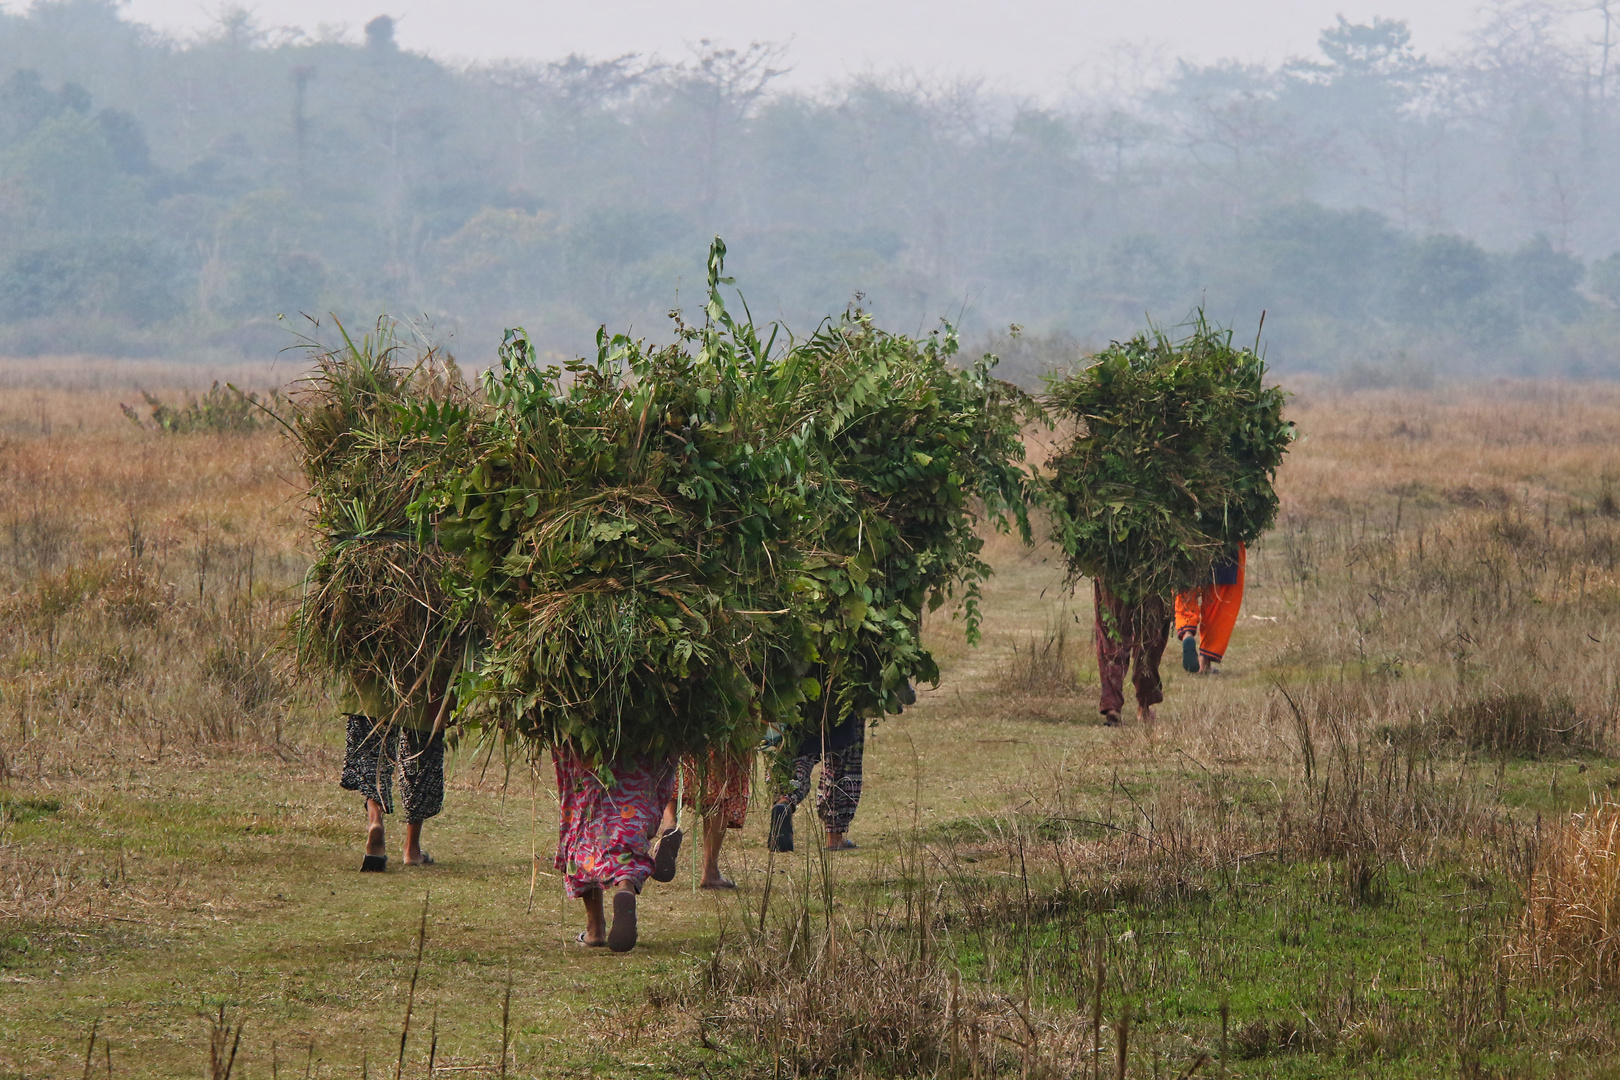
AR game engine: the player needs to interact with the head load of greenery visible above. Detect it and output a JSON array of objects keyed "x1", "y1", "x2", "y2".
[
  {"x1": 783, "y1": 314, "x2": 1034, "y2": 728},
  {"x1": 290, "y1": 322, "x2": 481, "y2": 719},
  {"x1": 421, "y1": 241, "x2": 819, "y2": 768},
  {"x1": 1043, "y1": 315, "x2": 1293, "y2": 604}
]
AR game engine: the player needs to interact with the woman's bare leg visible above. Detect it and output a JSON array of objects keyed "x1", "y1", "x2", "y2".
[
  {"x1": 365, "y1": 799, "x2": 386, "y2": 857},
  {"x1": 699, "y1": 813, "x2": 733, "y2": 888},
  {"x1": 580, "y1": 888, "x2": 607, "y2": 946},
  {"x1": 403, "y1": 820, "x2": 427, "y2": 864}
]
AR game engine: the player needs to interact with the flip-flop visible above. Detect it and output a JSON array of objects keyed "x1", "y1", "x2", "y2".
[
  {"x1": 826, "y1": 839, "x2": 858, "y2": 851},
  {"x1": 701, "y1": 877, "x2": 737, "y2": 890},
  {"x1": 575, "y1": 931, "x2": 606, "y2": 948},
  {"x1": 651, "y1": 828, "x2": 683, "y2": 883},
  {"x1": 404, "y1": 852, "x2": 434, "y2": 866},
  {"x1": 1182, "y1": 634, "x2": 1200, "y2": 673},
  {"x1": 360, "y1": 854, "x2": 388, "y2": 872},
  {"x1": 607, "y1": 889, "x2": 638, "y2": 953}
]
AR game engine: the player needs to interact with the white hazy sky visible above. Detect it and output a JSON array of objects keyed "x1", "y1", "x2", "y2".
[{"x1": 108, "y1": 0, "x2": 1491, "y2": 97}]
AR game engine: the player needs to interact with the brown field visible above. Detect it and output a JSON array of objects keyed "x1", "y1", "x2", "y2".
[{"x1": 2, "y1": 364, "x2": 1619, "y2": 1078}]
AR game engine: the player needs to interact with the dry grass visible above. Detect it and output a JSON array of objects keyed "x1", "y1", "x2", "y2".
[{"x1": 1509, "y1": 798, "x2": 1620, "y2": 990}]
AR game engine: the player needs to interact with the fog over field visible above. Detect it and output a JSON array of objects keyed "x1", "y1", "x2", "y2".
[{"x1": 2, "y1": 0, "x2": 1620, "y2": 374}]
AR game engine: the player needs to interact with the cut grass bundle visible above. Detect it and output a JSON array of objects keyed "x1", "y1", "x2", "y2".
[
  {"x1": 784, "y1": 312, "x2": 1034, "y2": 727},
  {"x1": 290, "y1": 321, "x2": 481, "y2": 720},
  {"x1": 427, "y1": 242, "x2": 817, "y2": 766},
  {"x1": 1044, "y1": 314, "x2": 1293, "y2": 602}
]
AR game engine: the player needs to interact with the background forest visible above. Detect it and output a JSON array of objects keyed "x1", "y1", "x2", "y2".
[{"x1": 4, "y1": 0, "x2": 1620, "y2": 376}]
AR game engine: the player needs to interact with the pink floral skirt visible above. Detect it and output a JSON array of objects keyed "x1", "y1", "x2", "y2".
[
  {"x1": 553, "y1": 746, "x2": 676, "y2": 899},
  {"x1": 681, "y1": 749, "x2": 752, "y2": 830}
]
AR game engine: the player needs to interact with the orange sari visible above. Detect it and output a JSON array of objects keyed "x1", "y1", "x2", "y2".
[{"x1": 1174, "y1": 545, "x2": 1246, "y2": 662}]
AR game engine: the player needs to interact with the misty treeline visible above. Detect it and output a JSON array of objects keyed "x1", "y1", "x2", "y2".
[{"x1": 3, "y1": 0, "x2": 1620, "y2": 376}]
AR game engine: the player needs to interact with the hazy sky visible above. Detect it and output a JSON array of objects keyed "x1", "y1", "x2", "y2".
[{"x1": 109, "y1": 0, "x2": 1490, "y2": 97}]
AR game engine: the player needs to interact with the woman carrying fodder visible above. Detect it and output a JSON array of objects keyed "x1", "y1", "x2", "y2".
[
  {"x1": 425, "y1": 242, "x2": 817, "y2": 950},
  {"x1": 1044, "y1": 316, "x2": 1292, "y2": 725},
  {"x1": 769, "y1": 312, "x2": 1034, "y2": 851},
  {"x1": 291, "y1": 323, "x2": 481, "y2": 871}
]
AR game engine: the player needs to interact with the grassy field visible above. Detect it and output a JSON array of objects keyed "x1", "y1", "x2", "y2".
[{"x1": 2, "y1": 363, "x2": 1620, "y2": 1078}]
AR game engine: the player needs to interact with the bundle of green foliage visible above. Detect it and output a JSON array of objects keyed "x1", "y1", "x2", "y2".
[
  {"x1": 421, "y1": 243, "x2": 818, "y2": 768},
  {"x1": 1043, "y1": 316, "x2": 1293, "y2": 603},
  {"x1": 783, "y1": 314, "x2": 1034, "y2": 730},
  {"x1": 291, "y1": 323, "x2": 481, "y2": 721}
]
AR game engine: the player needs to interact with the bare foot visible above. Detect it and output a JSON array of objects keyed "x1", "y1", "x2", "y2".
[
  {"x1": 360, "y1": 803, "x2": 389, "y2": 872},
  {"x1": 403, "y1": 820, "x2": 431, "y2": 865},
  {"x1": 1140, "y1": 705, "x2": 1157, "y2": 723}
]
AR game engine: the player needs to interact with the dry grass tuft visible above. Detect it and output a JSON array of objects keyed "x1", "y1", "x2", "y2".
[
  {"x1": 1511, "y1": 799, "x2": 1620, "y2": 989},
  {"x1": 994, "y1": 619, "x2": 1080, "y2": 697}
]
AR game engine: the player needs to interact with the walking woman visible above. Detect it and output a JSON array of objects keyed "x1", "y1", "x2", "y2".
[
  {"x1": 1176, "y1": 544, "x2": 1246, "y2": 674},
  {"x1": 1093, "y1": 580, "x2": 1173, "y2": 727},
  {"x1": 340, "y1": 676, "x2": 450, "y2": 871},
  {"x1": 554, "y1": 747, "x2": 677, "y2": 952},
  {"x1": 656, "y1": 749, "x2": 751, "y2": 889},
  {"x1": 775, "y1": 709, "x2": 866, "y2": 851}
]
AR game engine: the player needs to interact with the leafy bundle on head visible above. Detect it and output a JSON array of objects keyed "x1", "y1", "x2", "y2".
[
  {"x1": 291, "y1": 321, "x2": 480, "y2": 720},
  {"x1": 1043, "y1": 315, "x2": 1293, "y2": 604},
  {"x1": 424, "y1": 240, "x2": 817, "y2": 768},
  {"x1": 783, "y1": 314, "x2": 1035, "y2": 731}
]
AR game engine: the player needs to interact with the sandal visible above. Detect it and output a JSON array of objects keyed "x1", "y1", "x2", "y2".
[
  {"x1": 607, "y1": 889, "x2": 638, "y2": 953},
  {"x1": 576, "y1": 931, "x2": 606, "y2": 948},
  {"x1": 700, "y1": 877, "x2": 737, "y2": 890},
  {"x1": 404, "y1": 851, "x2": 434, "y2": 866},
  {"x1": 651, "y1": 828, "x2": 683, "y2": 883},
  {"x1": 768, "y1": 802, "x2": 794, "y2": 853},
  {"x1": 1102, "y1": 710, "x2": 1123, "y2": 728}
]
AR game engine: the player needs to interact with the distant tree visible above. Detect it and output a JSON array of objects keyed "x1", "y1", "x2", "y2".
[
  {"x1": 1397, "y1": 234, "x2": 1493, "y2": 316},
  {"x1": 0, "y1": 236, "x2": 182, "y2": 324},
  {"x1": 95, "y1": 107, "x2": 152, "y2": 173},
  {"x1": 1236, "y1": 202, "x2": 1407, "y2": 321},
  {"x1": 1281, "y1": 18, "x2": 1439, "y2": 228},
  {"x1": 2, "y1": 112, "x2": 142, "y2": 231},
  {"x1": 0, "y1": 70, "x2": 69, "y2": 147},
  {"x1": 214, "y1": 188, "x2": 326, "y2": 317},
  {"x1": 365, "y1": 16, "x2": 397, "y2": 52},
  {"x1": 666, "y1": 40, "x2": 789, "y2": 216},
  {"x1": 478, "y1": 52, "x2": 650, "y2": 197},
  {"x1": 1589, "y1": 251, "x2": 1620, "y2": 306},
  {"x1": 1500, "y1": 235, "x2": 1585, "y2": 321},
  {"x1": 434, "y1": 206, "x2": 558, "y2": 315}
]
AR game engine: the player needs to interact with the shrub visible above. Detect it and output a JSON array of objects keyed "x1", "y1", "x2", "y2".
[{"x1": 120, "y1": 382, "x2": 279, "y2": 434}]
